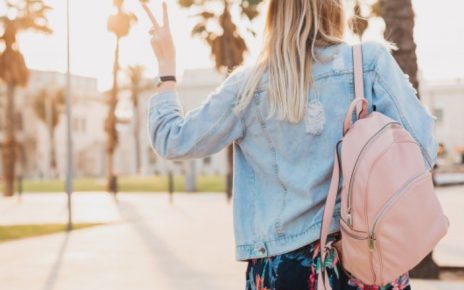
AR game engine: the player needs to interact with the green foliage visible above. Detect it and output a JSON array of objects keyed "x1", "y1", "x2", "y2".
[
  {"x1": 0, "y1": 48, "x2": 29, "y2": 86},
  {"x1": 0, "y1": 0, "x2": 54, "y2": 197},
  {"x1": 107, "y1": 0, "x2": 137, "y2": 39},
  {"x1": 177, "y1": 0, "x2": 265, "y2": 71},
  {"x1": 1, "y1": 0, "x2": 53, "y2": 37},
  {"x1": 0, "y1": 223, "x2": 102, "y2": 243},
  {"x1": 0, "y1": 0, "x2": 52, "y2": 86},
  {"x1": 348, "y1": 0, "x2": 382, "y2": 39},
  {"x1": 0, "y1": 175, "x2": 228, "y2": 193},
  {"x1": 33, "y1": 88, "x2": 64, "y2": 129}
]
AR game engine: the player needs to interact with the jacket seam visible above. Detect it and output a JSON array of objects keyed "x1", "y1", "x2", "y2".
[
  {"x1": 235, "y1": 210, "x2": 342, "y2": 247},
  {"x1": 250, "y1": 161, "x2": 258, "y2": 240},
  {"x1": 371, "y1": 43, "x2": 434, "y2": 168},
  {"x1": 172, "y1": 90, "x2": 244, "y2": 153},
  {"x1": 374, "y1": 72, "x2": 433, "y2": 169},
  {"x1": 233, "y1": 92, "x2": 251, "y2": 144},
  {"x1": 313, "y1": 68, "x2": 375, "y2": 83},
  {"x1": 253, "y1": 95, "x2": 288, "y2": 237},
  {"x1": 186, "y1": 104, "x2": 231, "y2": 153}
]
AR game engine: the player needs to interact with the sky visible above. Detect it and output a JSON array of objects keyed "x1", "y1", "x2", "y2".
[{"x1": 1, "y1": 0, "x2": 463, "y2": 91}]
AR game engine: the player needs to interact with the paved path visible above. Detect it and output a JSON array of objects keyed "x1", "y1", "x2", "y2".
[
  {"x1": 0, "y1": 193, "x2": 245, "y2": 290},
  {"x1": 0, "y1": 187, "x2": 463, "y2": 290},
  {"x1": 435, "y1": 173, "x2": 464, "y2": 186}
]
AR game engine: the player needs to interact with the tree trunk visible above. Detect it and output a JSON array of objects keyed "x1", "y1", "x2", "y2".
[
  {"x1": 47, "y1": 97, "x2": 58, "y2": 178},
  {"x1": 50, "y1": 128, "x2": 57, "y2": 178},
  {"x1": 3, "y1": 84, "x2": 16, "y2": 197},
  {"x1": 226, "y1": 144, "x2": 233, "y2": 201},
  {"x1": 380, "y1": 0, "x2": 438, "y2": 279},
  {"x1": 106, "y1": 37, "x2": 120, "y2": 194},
  {"x1": 380, "y1": 0, "x2": 420, "y2": 96},
  {"x1": 133, "y1": 93, "x2": 141, "y2": 174}
]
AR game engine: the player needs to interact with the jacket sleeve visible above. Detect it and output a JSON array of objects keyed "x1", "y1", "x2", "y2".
[
  {"x1": 147, "y1": 69, "x2": 246, "y2": 160},
  {"x1": 372, "y1": 44, "x2": 438, "y2": 169}
]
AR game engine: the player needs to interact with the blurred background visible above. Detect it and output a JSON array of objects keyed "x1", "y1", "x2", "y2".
[{"x1": 0, "y1": 0, "x2": 463, "y2": 289}]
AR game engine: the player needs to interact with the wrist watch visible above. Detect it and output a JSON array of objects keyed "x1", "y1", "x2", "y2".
[{"x1": 155, "y1": 75, "x2": 177, "y2": 88}]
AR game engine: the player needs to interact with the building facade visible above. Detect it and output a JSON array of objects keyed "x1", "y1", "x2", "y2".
[
  {"x1": 0, "y1": 68, "x2": 230, "y2": 179},
  {"x1": 0, "y1": 70, "x2": 107, "y2": 178},
  {"x1": 420, "y1": 79, "x2": 464, "y2": 164}
]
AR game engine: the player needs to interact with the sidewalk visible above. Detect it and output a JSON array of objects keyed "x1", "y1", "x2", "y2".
[
  {"x1": 0, "y1": 193, "x2": 245, "y2": 290},
  {"x1": 435, "y1": 172, "x2": 464, "y2": 186},
  {"x1": 0, "y1": 188, "x2": 462, "y2": 290}
]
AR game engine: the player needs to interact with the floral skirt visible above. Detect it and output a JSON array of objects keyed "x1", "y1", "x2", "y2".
[{"x1": 245, "y1": 231, "x2": 411, "y2": 290}]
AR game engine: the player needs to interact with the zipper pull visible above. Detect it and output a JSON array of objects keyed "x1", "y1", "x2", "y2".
[
  {"x1": 347, "y1": 212, "x2": 352, "y2": 228},
  {"x1": 368, "y1": 234, "x2": 376, "y2": 251}
]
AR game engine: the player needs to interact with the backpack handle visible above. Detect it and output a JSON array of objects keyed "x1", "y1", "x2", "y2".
[
  {"x1": 343, "y1": 44, "x2": 368, "y2": 136},
  {"x1": 343, "y1": 98, "x2": 368, "y2": 135}
]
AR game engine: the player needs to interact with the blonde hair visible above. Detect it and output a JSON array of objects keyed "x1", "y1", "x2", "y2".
[{"x1": 233, "y1": 0, "x2": 346, "y2": 123}]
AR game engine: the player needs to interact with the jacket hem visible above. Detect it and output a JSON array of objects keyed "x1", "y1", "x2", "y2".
[{"x1": 235, "y1": 212, "x2": 341, "y2": 261}]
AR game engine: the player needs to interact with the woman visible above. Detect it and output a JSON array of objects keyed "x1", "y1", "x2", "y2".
[{"x1": 145, "y1": 1, "x2": 437, "y2": 289}]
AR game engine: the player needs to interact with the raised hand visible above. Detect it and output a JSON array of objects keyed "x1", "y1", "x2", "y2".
[{"x1": 141, "y1": 1, "x2": 176, "y2": 76}]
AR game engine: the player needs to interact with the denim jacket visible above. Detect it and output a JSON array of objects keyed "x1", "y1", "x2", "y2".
[{"x1": 147, "y1": 41, "x2": 438, "y2": 261}]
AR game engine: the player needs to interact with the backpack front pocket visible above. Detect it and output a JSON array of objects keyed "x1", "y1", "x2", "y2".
[{"x1": 367, "y1": 170, "x2": 447, "y2": 285}]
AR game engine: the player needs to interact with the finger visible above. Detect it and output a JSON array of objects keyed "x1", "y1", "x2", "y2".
[
  {"x1": 148, "y1": 27, "x2": 157, "y2": 35},
  {"x1": 141, "y1": 3, "x2": 160, "y2": 30},
  {"x1": 162, "y1": 1, "x2": 170, "y2": 28},
  {"x1": 151, "y1": 33, "x2": 161, "y2": 41},
  {"x1": 150, "y1": 38, "x2": 163, "y2": 57}
]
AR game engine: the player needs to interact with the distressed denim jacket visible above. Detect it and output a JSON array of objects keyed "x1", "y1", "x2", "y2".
[{"x1": 147, "y1": 41, "x2": 438, "y2": 261}]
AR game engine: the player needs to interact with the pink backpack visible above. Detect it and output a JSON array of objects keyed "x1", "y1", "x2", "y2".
[{"x1": 317, "y1": 45, "x2": 450, "y2": 289}]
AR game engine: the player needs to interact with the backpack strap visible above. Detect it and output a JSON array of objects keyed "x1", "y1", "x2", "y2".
[
  {"x1": 317, "y1": 45, "x2": 366, "y2": 290},
  {"x1": 353, "y1": 44, "x2": 365, "y2": 102},
  {"x1": 343, "y1": 45, "x2": 369, "y2": 135},
  {"x1": 317, "y1": 142, "x2": 342, "y2": 290}
]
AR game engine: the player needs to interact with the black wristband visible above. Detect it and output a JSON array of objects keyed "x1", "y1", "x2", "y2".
[{"x1": 160, "y1": 75, "x2": 176, "y2": 82}]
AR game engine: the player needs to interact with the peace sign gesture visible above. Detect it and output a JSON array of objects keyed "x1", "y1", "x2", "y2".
[{"x1": 141, "y1": 1, "x2": 176, "y2": 76}]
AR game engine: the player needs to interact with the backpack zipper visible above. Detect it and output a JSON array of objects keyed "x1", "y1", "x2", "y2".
[
  {"x1": 367, "y1": 170, "x2": 430, "y2": 251},
  {"x1": 346, "y1": 121, "x2": 401, "y2": 228},
  {"x1": 340, "y1": 219, "x2": 367, "y2": 240}
]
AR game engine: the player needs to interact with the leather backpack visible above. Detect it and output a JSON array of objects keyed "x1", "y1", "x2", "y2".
[{"x1": 317, "y1": 44, "x2": 450, "y2": 289}]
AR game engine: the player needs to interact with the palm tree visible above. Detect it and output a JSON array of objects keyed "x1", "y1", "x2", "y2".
[
  {"x1": 348, "y1": 1, "x2": 369, "y2": 41},
  {"x1": 348, "y1": 0, "x2": 419, "y2": 94},
  {"x1": 379, "y1": 0, "x2": 420, "y2": 95},
  {"x1": 33, "y1": 88, "x2": 64, "y2": 178},
  {"x1": 106, "y1": 0, "x2": 137, "y2": 193},
  {"x1": 117, "y1": 64, "x2": 156, "y2": 177},
  {"x1": 178, "y1": 0, "x2": 264, "y2": 200},
  {"x1": 125, "y1": 65, "x2": 154, "y2": 174},
  {"x1": 0, "y1": 0, "x2": 52, "y2": 196}
]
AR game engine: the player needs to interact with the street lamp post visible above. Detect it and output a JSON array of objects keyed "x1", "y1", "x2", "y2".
[{"x1": 65, "y1": 0, "x2": 73, "y2": 231}]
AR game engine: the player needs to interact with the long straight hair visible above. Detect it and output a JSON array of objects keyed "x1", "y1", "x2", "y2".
[{"x1": 233, "y1": 0, "x2": 346, "y2": 123}]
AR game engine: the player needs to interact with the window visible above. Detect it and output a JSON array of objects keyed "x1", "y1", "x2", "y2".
[
  {"x1": 433, "y1": 108, "x2": 443, "y2": 125},
  {"x1": 73, "y1": 117, "x2": 79, "y2": 131},
  {"x1": 203, "y1": 156, "x2": 211, "y2": 165},
  {"x1": 73, "y1": 117, "x2": 86, "y2": 132}
]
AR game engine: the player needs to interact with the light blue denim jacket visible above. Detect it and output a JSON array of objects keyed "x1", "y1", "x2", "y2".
[{"x1": 147, "y1": 41, "x2": 438, "y2": 261}]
